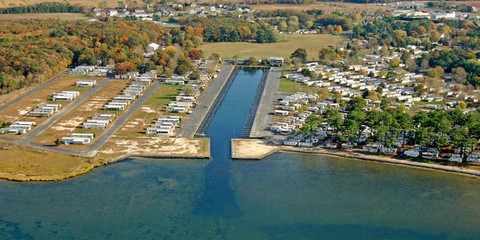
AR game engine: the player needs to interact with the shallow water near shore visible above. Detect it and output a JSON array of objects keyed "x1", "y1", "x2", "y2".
[{"x1": 1, "y1": 69, "x2": 480, "y2": 240}]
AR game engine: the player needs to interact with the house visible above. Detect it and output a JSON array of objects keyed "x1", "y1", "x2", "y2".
[
  {"x1": 421, "y1": 148, "x2": 439, "y2": 159},
  {"x1": 404, "y1": 148, "x2": 420, "y2": 158},
  {"x1": 269, "y1": 57, "x2": 284, "y2": 66},
  {"x1": 75, "y1": 80, "x2": 96, "y2": 87},
  {"x1": 146, "y1": 115, "x2": 181, "y2": 135},
  {"x1": 62, "y1": 133, "x2": 94, "y2": 145},
  {"x1": 449, "y1": 154, "x2": 463, "y2": 163},
  {"x1": 52, "y1": 91, "x2": 80, "y2": 101},
  {"x1": 467, "y1": 153, "x2": 480, "y2": 163},
  {"x1": 146, "y1": 43, "x2": 160, "y2": 52}
]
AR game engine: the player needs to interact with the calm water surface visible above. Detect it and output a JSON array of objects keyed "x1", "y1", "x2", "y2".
[{"x1": 1, "y1": 69, "x2": 480, "y2": 240}]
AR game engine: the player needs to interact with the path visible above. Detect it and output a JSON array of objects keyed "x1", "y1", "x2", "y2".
[{"x1": 176, "y1": 62, "x2": 234, "y2": 138}]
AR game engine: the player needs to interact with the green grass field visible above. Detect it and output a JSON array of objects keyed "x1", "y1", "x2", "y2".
[
  {"x1": 278, "y1": 78, "x2": 318, "y2": 94},
  {"x1": 200, "y1": 34, "x2": 342, "y2": 61}
]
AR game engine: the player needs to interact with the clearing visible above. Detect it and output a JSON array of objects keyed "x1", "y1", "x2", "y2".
[
  {"x1": 0, "y1": 74, "x2": 103, "y2": 126},
  {"x1": 200, "y1": 34, "x2": 342, "y2": 61},
  {"x1": 31, "y1": 79, "x2": 130, "y2": 148}
]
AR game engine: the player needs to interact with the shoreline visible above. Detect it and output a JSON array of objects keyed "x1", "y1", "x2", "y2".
[
  {"x1": 0, "y1": 153, "x2": 209, "y2": 182},
  {"x1": 2, "y1": 137, "x2": 480, "y2": 181},
  {"x1": 231, "y1": 139, "x2": 480, "y2": 179}
]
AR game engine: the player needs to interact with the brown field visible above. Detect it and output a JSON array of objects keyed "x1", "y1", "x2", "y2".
[
  {"x1": 0, "y1": 140, "x2": 91, "y2": 181},
  {"x1": 0, "y1": 75, "x2": 102, "y2": 126},
  {"x1": 31, "y1": 78, "x2": 130, "y2": 148},
  {"x1": 201, "y1": 34, "x2": 342, "y2": 61},
  {"x1": 0, "y1": 13, "x2": 89, "y2": 20}
]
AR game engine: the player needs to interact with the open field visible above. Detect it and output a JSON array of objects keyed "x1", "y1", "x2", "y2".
[
  {"x1": 31, "y1": 79, "x2": 130, "y2": 148},
  {"x1": 251, "y1": 2, "x2": 391, "y2": 13},
  {"x1": 0, "y1": 0, "x2": 114, "y2": 8},
  {"x1": 0, "y1": 13, "x2": 88, "y2": 20},
  {"x1": 278, "y1": 78, "x2": 318, "y2": 94},
  {"x1": 0, "y1": 141, "x2": 92, "y2": 181},
  {"x1": 201, "y1": 34, "x2": 342, "y2": 61},
  {"x1": 0, "y1": 75, "x2": 102, "y2": 125}
]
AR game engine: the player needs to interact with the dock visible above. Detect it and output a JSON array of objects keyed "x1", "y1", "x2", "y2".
[
  {"x1": 248, "y1": 67, "x2": 283, "y2": 138},
  {"x1": 176, "y1": 62, "x2": 235, "y2": 138}
]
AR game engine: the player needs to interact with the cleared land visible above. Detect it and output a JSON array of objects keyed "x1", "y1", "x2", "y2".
[
  {"x1": 0, "y1": 13, "x2": 88, "y2": 20},
  {"x1": 201, "y1": 34, "x2": 342, "y2": 61},
  {"x1": 31, "y1": 79, "x2": 131, "y2": 148},
  {"x1": 278, "y1": 78, "x2": 318, "y2": 94},
  {"x1": 0, "y1": 75, "x2": 102, "y2": 126}
]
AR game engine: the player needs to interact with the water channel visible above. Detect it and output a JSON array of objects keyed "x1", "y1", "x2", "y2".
[{"x1": 0, "y1": 68, "x2": 480, "y2": 239}]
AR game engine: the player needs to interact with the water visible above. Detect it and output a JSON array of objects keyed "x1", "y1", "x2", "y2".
[{"x1": 1, "y1": 69, "x2": 480, "y2": 240}]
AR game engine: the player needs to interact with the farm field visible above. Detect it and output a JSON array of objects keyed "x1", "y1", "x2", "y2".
[
  {"x1": 0, "y1": 13, "x2": 88, "y2": 20},
  {"x1": 32, "y1": 79, "x2": 131, "y2": 148},
  {"x1": 0, "y1": 75, "x2": 103, "y2": 126},
  {"x1": 200, "y1": 34, "x2": 342, "y2": 61}
]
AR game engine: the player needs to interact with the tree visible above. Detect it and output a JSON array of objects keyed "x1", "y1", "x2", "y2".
[
  {"x1": 453, "y1": 67, "x2": 467, "y2": 84},
  {"x1": 248, "y1": 57, "x2": 257, "y2": 65},
  {"x1": 291, "y1": 48, "x2": 307, "y2": 63},
  {"x1": 388, "y1": 57, "x2": 400, "y2": 69},
  {"x1": 335, "y1": 25, "x2": 343, "y2": 33},
  {"x1": 183, "y1": 85, "x2": 195, "y2": 96},
  {"x1": 278, "y1": 21, "x2": 288, "y2": 32},
  {"x1": 55, "y1": 137, "x2": 61, "y2": 146}
]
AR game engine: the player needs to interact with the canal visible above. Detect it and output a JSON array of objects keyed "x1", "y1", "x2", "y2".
[{"x1": 0, "y1": 68, "x2": 480, "y2": 239}]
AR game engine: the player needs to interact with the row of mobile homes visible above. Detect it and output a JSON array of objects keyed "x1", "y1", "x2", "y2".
[
  {"x1": 52, "y1": 91, "x2": 80, "y2": 101},
  {"x1": 83, "y1": 114, "x2": 115, "y2": 129},
  {"x1": 0, "y1": 121, "x2": 36, "y2": 135},
  {"x1": 146, "y1": 115, "x2": 181, "y2": 136},
  {"x1": 29, "y1": 104, "x2": 62, "y2": 117},
  {"x1": 69, "y1": 66, "x2": 95, "y2": 75}
]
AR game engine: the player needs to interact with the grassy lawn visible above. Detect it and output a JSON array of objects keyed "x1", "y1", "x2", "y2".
[
  {"x1": 200, "y1": 34, "x2": 342, "y2": 61},
  {"x1": 278, "y1": 78, "x2": 317, "y2": 94},
  {"x1": 0, "y1": 13, "x2": 88, "y2": 20}
]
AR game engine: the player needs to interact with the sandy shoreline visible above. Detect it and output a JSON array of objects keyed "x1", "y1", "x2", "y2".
[
  {"x1": 231, "y1": 139, "x2": 480, "y2": 178},
  {"x1": 2, "y1": 138, "x2": 480, "y2": 182}
]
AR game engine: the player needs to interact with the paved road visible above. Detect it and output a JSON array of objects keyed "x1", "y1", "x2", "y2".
[
  {"x1": 0, "y1": 69, "x2": 68, "y2": 112},
  {"x1": 249, "y1": 67, "x2": 283, "y2": 138},
  {"x1": 83, "y1": 80, "x2": 162, "y2": 156},
  {"x1": 176, "y1": 62, "x2": 234, "y2": 138},
  {"x1": 21, "y1": 77, "x2": 112, "y2": 142}
]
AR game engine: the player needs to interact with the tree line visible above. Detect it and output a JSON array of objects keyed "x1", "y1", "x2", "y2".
[{"x1": 0, "y1": 3, "x2": 83, "y2": 14}]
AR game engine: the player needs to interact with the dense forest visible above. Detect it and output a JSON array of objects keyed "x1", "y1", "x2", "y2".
[
  {"x1": 0, "y1": 19, "x2": 166, "y2": 94},
  {"x1": 0, "y1": 3, "x2": 84, "y2": 14},
  {"x1": 179, "y1": 16, "x2": 279, "y2": 43}
]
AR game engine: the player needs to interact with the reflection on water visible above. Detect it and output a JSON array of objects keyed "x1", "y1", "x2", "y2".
[{"x1": 0, "y1": 69, "x2": 479, "y2": 239}]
